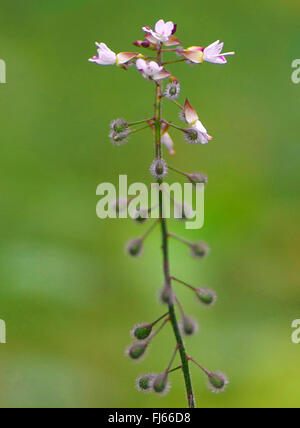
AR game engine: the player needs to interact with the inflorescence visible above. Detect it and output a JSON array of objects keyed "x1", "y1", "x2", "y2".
[{"x1": 89, "y1": 18, "x2": 234, "y2": 407}]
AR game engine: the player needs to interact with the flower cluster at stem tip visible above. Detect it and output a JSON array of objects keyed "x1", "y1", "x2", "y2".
[{"x1": 89, "y1": 19, "x2": 234, "y2": 406}]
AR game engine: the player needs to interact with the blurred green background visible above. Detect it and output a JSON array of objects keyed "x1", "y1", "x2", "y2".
[{"x1": 0, "y1": 0, "x2": 299, "y2": 408}]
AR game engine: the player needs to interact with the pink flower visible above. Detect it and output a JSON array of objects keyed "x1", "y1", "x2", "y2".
[
  {"x1": 89, "y1": 43, "x2": 138, "y2": 67},
  {"x1": 136, "y1": 59, "x2": 170, "y2": 81},
  {"x1": 203, "y1": 40, "x2": 235, "y2": 65},
  {"x1": 143, "y1": 19, "x2": 176, "y2": 43}
]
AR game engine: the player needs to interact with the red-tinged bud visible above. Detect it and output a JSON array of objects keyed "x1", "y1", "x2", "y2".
[
  {"x1": 184, "y1": 99, "x2": 199, "y2": 124},
  {"x1": 169, "y1": 76, "x2": 179, "y2": 83},
  {"x1": 164, "y1": 35, "x2": 181, "y2": 47},
  {"x1": 133, "y1": 40, "x2": 151, "y2": 48}
]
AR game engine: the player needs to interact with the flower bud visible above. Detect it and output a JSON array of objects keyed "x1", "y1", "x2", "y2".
[
  {"x1": 126, "y1": 341, "x2": 148, "y2": 361},
  {"x1": 207, "y1": 372, "x2": 229, "y2": 394},
  {"x1": 133, "y1": 40, "x2": 151, "y2": 48},
  {"x1": 131, "y1": 323, "x2": 152, "y2": 340},
  {"x1": 126, "y1": 238, "x2": 143, "y2": 257},
  {"x1": 180, "y1": 315, "x2": 199, "y2": 336},
  {"x1": 150, "y1": 158, "x2": 168, "y2": 180},
  {"x1": 136, "y1": 374, "x2": 155, "y2": 393},
  {"x1": 152, "y1": 373, "x2": 170, "y2": 395},
  {"x1": 195, "y1": 288, "x2": 217, "y2": 306},
  {"x1": 190, "y1": 242, "x2": 210, "y2": 259}
]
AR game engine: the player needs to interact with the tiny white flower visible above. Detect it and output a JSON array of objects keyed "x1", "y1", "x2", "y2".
[
  {"x1": 89, "y1": 43, "x2": 117, "y2": 65},
  {"x1": 143, "y1": 19, "x2": 175, "y2": 43},
  {"x1": 136, "y1": 59, "x2": 170, "y2": 81},
  {"x1": 192, "y1": 120, "x2": 212, "y2": 145},
  {"x1": 136, "y1": 58, "x2": 163, "y2": 76},
  {"x1": 203, "y1": 40, "x2": 235, "y2": 65},
  {"x1": 89, "y1": 43, "x2": 138, "y2": 67}
]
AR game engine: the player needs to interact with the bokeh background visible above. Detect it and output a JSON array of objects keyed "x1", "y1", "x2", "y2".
[{"x1": 0, "y1": 0, "x2": 299, "y2": 408}]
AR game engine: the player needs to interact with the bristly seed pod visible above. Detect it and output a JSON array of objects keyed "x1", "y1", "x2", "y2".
[
  {"x1": 207, "y1": 372, "x2": 229, "y2": 394},
  {"x1": 126, "y1": 341, "x2": 148, "y2": 361},
  {"x1": 150, "y1": 158, "x2": 168, "y2": 179},
  {"x1": 159, "y1": 283, "x2": 175, "y2": 305},
  {"x1": 152, "y1": 373, "x2": 171, "y2": 395},
  {"x1": 179, "y1": 109, "x2": 187, "y2": 123},
  {"x1": 136, "y1": 374, "x2": 155, "y2": 393},
  {"x1": 188, "y1": 173, "x2": 208, "y2": 185},
  {"x1": 184, "y1": 128, "x2": 203, "y2": 144},
  {"x1": 131, "y1": 323, "x2": 153, "y2": 340},
  {"x1": 110, "y1": 129, "x2": 131, "y2": 146},
  {"x1": 195, "y1": 288, "x2": 217, "y2": 306},
  {"x1": 110, "y1": 119, "x2": 128, "y2": 134},
  {"x1": 164, "y1": 82, "x2": 181, "y2": 100},
  {"x1": 190, "y1": 242, "x2": 210, "y2": 259},
  {"x1": 180, "y1": 315, "x2": 199, "y2": 336},
  {"x1": 126, "y1": 238, "x2": 143, "y2": 257}
]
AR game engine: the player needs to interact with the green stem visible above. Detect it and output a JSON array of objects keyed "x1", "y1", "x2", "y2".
[
  {"x1": 128, "y1": 118, "x2": 153, "y2": 126},
  {"x1": 169, "y1": 165, "x2": 189, "y2": 178},
  {"x1": 162, "y1": 120, "x2": 186, "y2": 132},
  {"x1": 171, "y1": 99, "x2": 184, "y2": 109},
  {"x1": 168, "y1": 365, "x2": 183, "y2": 374},
  {"x1": 151, "y1": 312, "x2": 170, "y2": 327},
  {"x1": 130, "y1": 124, "x2": 151, "y2": 135},
  {"x1": 171, "y1": 276, "x2": 197, "y2": 292},
  {"x1": 141, "y1": 219, "x2": 160, "y2": 241},
  {"x1": 162, "y1": 59, "x2": 186, "y2": 66},
  {"x1": 154, "y1": 45, "x2": 195, "y2": 409},
  {"x1": 168, "y1": 232, "x2": 193, "y2": 247}
]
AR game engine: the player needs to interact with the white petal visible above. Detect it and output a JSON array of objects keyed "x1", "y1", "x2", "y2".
[
  {"x1": 194, "y1": 120, "x2": 207, "y2": 134},
  {"x1": 155, "y1": 19, "x2": 165, "y2": 34},
  {"x1": 163, "y1": 21, "x2": 175, "y2": 37},
  {"x1": 162, "y1": 133, "x2": 175, "y2": 155},
  {"x1": 136, "y1": 58, "x2": 146, "y2": 71}
]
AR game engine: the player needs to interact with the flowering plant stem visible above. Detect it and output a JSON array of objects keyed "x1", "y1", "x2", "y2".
[{"x1": 154, "y1": 46, "x2": 195, "y2": 409}]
